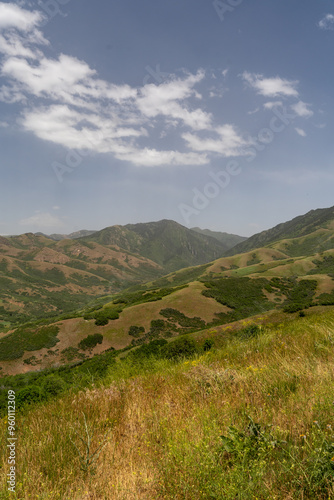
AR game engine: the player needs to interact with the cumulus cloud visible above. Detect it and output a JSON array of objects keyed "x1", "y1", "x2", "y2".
[
  {"x1": 0, "y1": 3, "x2": 243, "y2": 167},
  {"x1": 242, "y1": 72, "x2": 299, "y2": 97},
  {"x1": 182, "y1": 125, "x2": 251, "y2": 157},
  {"x1": 263, "y1": 101, "x2": 283, "y2": 110},
  {"x1": 291, "y1": 101, "x2": 313, "y2": 118},
  {"x1": 295, "y1": 128, "x2": 306, "y2": 137},
  {"x1": 0, "y1": 3, "x2": 43, "y2": 31},
  {"x1": 136, "y1": 71, "x2": 212, "y2": 130},
  {"x1": 318, "y1": 14, "x2": 334, "y2": 30},
  {"x1": 0, "y1": 3, "x2": 314, "y2": 168},
  {"x1": 20, "y1": 212, "x2": 65, "y2": 229},
  {"x1": 0, "y1": 3, "x2": 47, "y2": 60}
]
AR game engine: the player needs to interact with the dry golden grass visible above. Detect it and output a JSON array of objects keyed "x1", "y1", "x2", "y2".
[{"x1": 1, "y1": 308, "x2": 334, "y2": 499}]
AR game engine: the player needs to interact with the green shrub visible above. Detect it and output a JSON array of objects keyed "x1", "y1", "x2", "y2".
[
  {"x1": 130, "y1": 339, "x2": 168, "y2": 360},
  {"x1": 16, "y1": 386, "x2": 44, "y2": 408},
  {"x1": 42, "y1": 375, "x2": 66, "y2": 397},
  {"x1": 128, "y1": 325, "x2": 145, "y2": 337},
  {"x1": 238, "y1": 324, "x2": 261, "y2": 339},
  {"x1": 78, "y1": 333, "x2": 103, "y2": 350},
  {"x1": 203, "y1": 339, "x2": 214, "y2": 351},
  {"x1": 94, "y1": 308, "x2": 120, "y2": 326},
  {"x1": 95, "y1": 316, "x2": 109, "y2": 326},
  {"x1": 284, "y1": 303, "x2": 308, "y2": 313},
  {"x1": 161, "y1": 337, "x2": 198, "y2": 360},
  {"x1": 160, "y1": 308, "x2": 205, "y2": 329}
]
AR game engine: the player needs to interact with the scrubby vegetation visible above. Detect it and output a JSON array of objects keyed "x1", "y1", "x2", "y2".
[
  {"x1": 78, "y1": 334, "x2": 103, "y2": 351},
  {"x1": 1, "y1": 309, "x2": 334, "y2": 498},
  {"x1": 201, "y1": 276, "x2": 272, "y2": 322},
  {"x1": 0, "y1": 325, "x2": 60, "y2": 361}
]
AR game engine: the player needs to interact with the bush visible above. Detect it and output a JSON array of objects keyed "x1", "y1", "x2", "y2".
[
  {"x1": 283, "y1": 303, "x2": 308, "y2": 314},
  {"x1": 94, "y1": 308, "x2": 120, "y2": 326},
  {"x1": 238, "y1": 324, "x2": 261, "y2": 339},
  {"x1": 78, "y1": 333, "x2": 103, "y2": 350},
  {"x1": 42, "y1": 375, "x2": 66, "y2": 397},
  {"x1": 95, "y1": 316, "x2": 109, "y2": 326},
  {"x1": 161, "y1": 337, "x2": 198, "y2": 360},
  {"x1": 16, "y1": 386, "x2": 44, "y2": 408},
  {"x1": 128, "y1": 325, "x2": 145, "y2": 337},
  {"x1": 130, "y1": 339, "x2": 168, "y2": 360},
  {"x1": 160, "y1": 308, "x2": 205, "y2": 329},
  {"x1": 203, "y1": 339, "x2": 214, "y2": 351}
]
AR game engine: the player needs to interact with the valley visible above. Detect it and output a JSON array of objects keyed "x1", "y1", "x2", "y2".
[{"x1": 1, "y1": 206, "x2": 334, "y2": 376}]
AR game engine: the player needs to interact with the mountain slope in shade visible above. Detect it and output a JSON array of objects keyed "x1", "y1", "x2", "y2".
[
  {"x1": 191, "y1": 227, "x2": 247, "y2": 249},
  {"x1": 36, "y1": 230, "x2": 97, "y2": 241},
  {"x1": 85, "y1": 219, "x2": 227, "y2": 271},
  {"x1": 226, "y1": 206, "x2": 334, "y2": 256}
]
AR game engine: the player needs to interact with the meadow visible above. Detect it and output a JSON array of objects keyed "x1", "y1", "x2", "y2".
[{"x1": 1, "y1": 307, "x2": 334, "y2": 499}]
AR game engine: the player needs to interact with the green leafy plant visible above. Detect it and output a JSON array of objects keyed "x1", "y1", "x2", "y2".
[
  {"x1": 220, "y1": 416, "x2": 283, "y2": 464},
  {"x1": 69, "y1": 412, "x2": 111, "y2": 474}
]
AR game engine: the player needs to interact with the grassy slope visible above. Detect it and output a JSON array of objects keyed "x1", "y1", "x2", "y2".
[
  {"x1": 0, "y1": 220, "x2": 230, "y2": 329},
  {"x1": 226, "y1": 206, "x2": 334, "y2": 256},
  {"x1": 1, "y1": 308, "x2": 334, "y2": 499},
  {"x1": 2, "y1": 247, "x2": 334, "y2": 375}
]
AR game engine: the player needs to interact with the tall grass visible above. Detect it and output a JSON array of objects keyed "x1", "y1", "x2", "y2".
[{"x1": 1, "y1": 309, "x2": 334, "y2": 499}]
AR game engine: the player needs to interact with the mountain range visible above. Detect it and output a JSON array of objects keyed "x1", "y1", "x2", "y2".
[
  {"x1": 1, "y1": 205, "x2": 334, "y2": 375},
  {"x1": 0, "y1": 220, "x2": 243, "y2": 327}
]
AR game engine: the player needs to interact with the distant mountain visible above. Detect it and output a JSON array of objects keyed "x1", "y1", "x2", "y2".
[
  {"x1": 0, "y1": 220, "x2": 227, "y2": 327},
  {"x1": 191, "y1": 227, "x2": 247, "y2": 249},
  {"x1": 36, "y1": 230, "x2": 97, "y2": 241},
  {"x1": 84, "y1": 219, "x2": 227, "y2": 271},
  {"x1": 3, "y1": 208, "x2": 334, "y2": 374},
  {"x1": 226, "y1": 206, "x2": 334, "y2": 256}
]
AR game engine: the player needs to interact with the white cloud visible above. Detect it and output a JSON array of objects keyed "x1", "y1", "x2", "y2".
[
  {"x1": 21, "y1": 105, "x2": 147, "y2": 152},
  {"x1": 247, "y1": 107, "x2": 259, "y2": 115},
  {"x1": 315, "y1": 123, "x2": 326, "y2": 129},
  {"x1": 242, "y1": 72, "x2": 299, "y2": 97},
  {"x1": 291, "y1": 101, "x2": 313, "y2": 118},
  {"x1": 295, "y1": 128, "x2": 306, "y2": 137},
  {"x1": 20, "y1": 212, "x2": 65, "y2": 229},
  {"x1": 137, "y1": 71, "x2": 212, "y2": 130},
  {"x1": 0, "y1": 120, "x2": 8, "y2": 127},
  {"x1": 0, "y1": 3, "x2": 47, "y2": 61},
  {"x1": 113, "y1": 147, "x2": 208, "y2": 167},
  {"x1": 0, "y1": 3, "x2": 278, "y2": 168},
  {"x1": 263, "y1": 101, "x2": 283, "y2": 110},
  {"x1": 0, "y1": 3, "x2": 43, "y2": 31},
  {"x1": 182, "y1": 125, "x2": 251, "y2": 157},
  {"x1": 318, "y1": 14, "x2": 334, "y2": 30}
]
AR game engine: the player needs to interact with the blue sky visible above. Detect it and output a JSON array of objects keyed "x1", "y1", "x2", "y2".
[{"x1": 0, "y1": 0, "x2": 333, "y2": 237}]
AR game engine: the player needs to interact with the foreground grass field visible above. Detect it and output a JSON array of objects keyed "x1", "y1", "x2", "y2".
[{"x1": 1, "y1": 309, "x2": 334, "y2": 499}]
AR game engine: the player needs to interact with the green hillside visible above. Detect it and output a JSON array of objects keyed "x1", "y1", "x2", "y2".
[
  {"x1": 1, "y1": 244, "x2": 334, "y2": 375},
  {"x1": 87, "y1": 219, "x2": 228, "y2": 270},
  {"x1": 227, "y1": 206, "x2": 334, "y2": 256},
  {"x1": 1, "y1": 308, "x2": 334, "y2": 499},
  {"x1": 191, "y1": 227, "x2": 247, "y2": 248},
  {"x1": 0, "y1": 220, "x2": 233, "y2": 329},
  {"x1": 1, "y1": 206, "x2": 334, "y2": 375}
]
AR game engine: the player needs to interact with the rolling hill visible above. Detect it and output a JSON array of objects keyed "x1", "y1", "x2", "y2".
[
  {"x1": 1, "y1": 205, "x2": 334, "y2": 376},
  {"x1": 191, "y1": 227, "x2": 247, "y2": 248},
  {"x1": 226, "y1": 205, "x2": 334, "y2": 256},
  {"x1": 0, "y1": 220, "x2": 240, "y2": 328}
]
